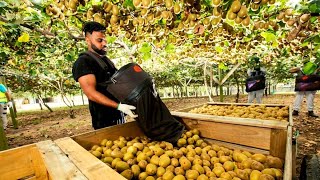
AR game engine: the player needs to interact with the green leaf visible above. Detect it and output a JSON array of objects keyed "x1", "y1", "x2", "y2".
[
  {"x1": 0, "y1": 1, "x2": 7, "y2": 7},
  {"x1": 139, "y1": 43, "x2": 151, "y2": 53},
  {"x1": 142, "y1": 52, "x2": 151, "y2": 60},
  {"x1": 165, "y1": 44, "x2": 175, "y2": 53},
  {"x1": 218, "y1": 62, "x2": 228, "y2": 70},
  {"x1": 106, "y1": 36, "x2": 116, "y2": 44},
  {"x1": 261, "y1": 32, "x2": 276, "y2": 43},
  {"x1": 123, "y1": 0, "x2": 135, "y2": 9},
  {"x1": 215, "y1": 46, "x2": 223, "y2": 53},
  {"x1": 301, "y1": 41, "x2": 308, "y2": 47},
  {"x1": 18, "y1": 32, "x2": 30, "y2": 42}
]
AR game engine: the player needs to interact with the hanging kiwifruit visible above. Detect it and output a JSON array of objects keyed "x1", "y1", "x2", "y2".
[
  {"x1": 276, "y1": 11, "x2": 285, "y2": 20},
  {"x1": 242, "y1": 16, "x2": 250, "y2": 26},
  {"x1": 93, "y1": 13, "x2": 103, "y2": 24},
  {"x1": 230, "y1": 0, "x2": 241, "y2": 13},
  {"x1": 203, "y1": 18, "x2": 210, "y2": 26},
  {"x1": 110, "y1": 15, "x2": 118, "y2": 25},
  {"x1": 211, "y1": 17, "x2": 221, "y2": 25},
  {"x1": 269, "y1": 0, "x2": 275, "y2": 4},
  {"x1": 174, "y1": 3, "x2": 181, "y2": 14},
  {"x1": 251, "y1": 3, "x2": 259, "y2": 11},
  {"x1": 286, "y1": 19, "x2": 295, "y2": 27},
  {"x1": 227, "y1": 10, "x2": 237, "y2": 20},
  {"x1": 104, "y1": 2, "x2": 113, "y2": 13},
  {"x1": 234, "y1": 16, "x2": 242, "y2": 24},
  {"x1": 112, "y1": 5, "x2": 119, "y2": 16},
  {"x1": 189, "y1": 13, "x2": 197, "y2": 21},
  {"x1": 213, "y1": 7, "x2": 221, "y2": 17},
  {"x1": 142, "y1": 0, "x2": 151, "y2": 8},
  {"x1": 141, "y1": 8, "x2": 148, "y2": 16},
  {"x1": 68, "y1": 0, "x2": 78, "y2": 10},
  {"x1": 237, "y1": 5, "x2": 248, "y2": 18},
  {"x1": 86, "y1": 8, "x2": 94, "y2": 19},
  {"x1": 212, "y1": 0, "x2": 221, "y2": 6},
  {"x1": 166, "y1": 0, "x2": 173, "y2": 9},
  {"x1": 261, "y1": 0, "x2": 268, "y2": 5},
  {"x1": 133, "y1": 0, "x2": 141, "y2": 8},
  {"x1": 162, "y1": 11, "x2": 170, "y2": 20},
  {"x1": 132, "y1": 18, "x2": 139, "y2": 26},
  {"x1": 300, "y1": 14, "x2": 310, "y2": 24},
  {"x1": 285, "y1": 9, "x2": 293, "y2": 16}
]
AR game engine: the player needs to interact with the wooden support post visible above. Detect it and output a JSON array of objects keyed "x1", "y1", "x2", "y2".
[
  {"x1": 0, "y1": 116, "x2": 8, "y2": 150},
  {"x1": 9, "y1": 107, "x2": 18, "y2": 129}
]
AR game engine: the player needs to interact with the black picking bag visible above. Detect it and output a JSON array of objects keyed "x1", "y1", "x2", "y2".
[
  {"x1": 109, "y1": 64, "x2": 185, "y2": 144},
  {"x1": 295, "y1": 75, "x2": 320, "y2": 91},
  {"x1": 127, "y1": 82, "x2": 185, "y2": 144},
  {"x1": 88, "y1": 57, "x2": 185, "y2": 144},
  {"x1": 245, "y1": 75, "x2": 266, "y2": 92},
  {"x1": 106, "y1": 63, "x2": 152, "y2": 102}
]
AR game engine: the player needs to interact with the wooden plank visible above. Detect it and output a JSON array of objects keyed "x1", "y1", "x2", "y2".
[
  {"x1": 55, "y1": 137, "x2": 126, "y2": 180},
  {"x1": 175, "y1": 104, "x2": 204, "y2": 112},
  {"x1": 283, "y1": 126, "x2": 293, "y2": 180},
  {"x1": 288, "y1": 105, "x2": 294, "y2": 126},
  {"x1": 180, "y1": 118, "x2": 272, "y2": 150},
  {"x1": 36, "y1": 140, "x2": 87, "y2": 180},
  {"x1": 29, "y1": 145, "x2": 49, "y2": 180},
  {"x1": 204, "y1": 138, "x2": 270, "y2": 155},
  {"x1": 72, "y1": 122, "x2": 143, "y2": 150},
  {"x1": 270, "y1": 129, "x2": 287, "y2": 159},
  {"x1": 172, "y1": 111, "x2": 288, "y2": 129},
  {"x1": 0, "y1": 144, "x2": 48, "y2": 180}
]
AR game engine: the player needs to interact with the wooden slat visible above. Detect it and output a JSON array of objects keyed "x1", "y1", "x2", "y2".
[
  {"x1": 283, "y1": 126, "x2": 293, "y2": 180},
  {"x1": 0, "y1": 144, "x2": 48, "y2": 180},
  {"x1": 270, "y1": 129, "x2": 287, "y2": 159},
  {"x1": 288, "y1": 105, "x2": 294, "y2": 126},
  {"x1": 180, "y1": 118, "x2": 271, "y2": 150},
  {"x1": 55, "y1": 137, "x2": 126, "y2": 180},
  {"x1": 72, "y1": 122, "x2": 144, "y2": 150},
  {"x1": 36, "y1": 140, "x2": 87, "y2": 180},
  {"x1": 204, "y1": 139, "x2": 270, "y2": 155},
  {"x1": 29, "y1": 145, "x2": 49, "y2": 180},
  {"x1": 175, "y1": 104, "x2": 204, "y2": 112},
  {"x1": 172, "y1": 111, "x2": 288, "y2": 129}
]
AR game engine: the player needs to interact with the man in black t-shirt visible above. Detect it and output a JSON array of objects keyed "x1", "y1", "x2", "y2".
[{"x1": 72, "y1": 22, "x2": 137, "y2": 129}]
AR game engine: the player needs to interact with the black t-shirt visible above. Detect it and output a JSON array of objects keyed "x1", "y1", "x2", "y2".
[{"x1": 72, "y1": 52, "x2": 122, "y2": 129}]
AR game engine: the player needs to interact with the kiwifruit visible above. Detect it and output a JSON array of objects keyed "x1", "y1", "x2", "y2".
[
  {"x1": 228, "y1": 11, "x2": 237, "y2": 20},
  {"x1": 237, "y1": 5, "x2": 248, "y2": 18},
  {"x1": 231, "y1": 0, "x2": 241, "y2": 13}
]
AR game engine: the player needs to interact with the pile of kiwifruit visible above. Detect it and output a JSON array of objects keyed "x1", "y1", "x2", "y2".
[
  {"x1": 89, "y1": 129, "x2": 284, "y2": 180},
  {"x1": 189, "y1": 104, "x2": 289, "y2": 121}
]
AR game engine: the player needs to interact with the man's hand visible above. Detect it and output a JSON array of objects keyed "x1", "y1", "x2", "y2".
[
  {"x1": 7, "y1": 101, "x2": 13, "y2": 108},
  {"x1": 117, "y1": 103, "x2": 138, "y2": 118}
]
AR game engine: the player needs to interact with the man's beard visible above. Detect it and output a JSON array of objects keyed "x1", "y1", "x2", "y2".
[{"x1": 92, "y1": 44, "x2": 106, "y2": 55}]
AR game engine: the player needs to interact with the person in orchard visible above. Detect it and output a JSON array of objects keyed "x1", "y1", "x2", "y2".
[
  {"x1": 290, "y1": 55, "x2": 319, "y2": 117},
  {"x1": 246, "y1": 55, "x2": 266, "y2": 104},
  {"x1": 0, "y1": 82, "x2": 12, "y2": 130},
  {"x1": 72, "y1": 21, "x2": 138, "y2": 129}
]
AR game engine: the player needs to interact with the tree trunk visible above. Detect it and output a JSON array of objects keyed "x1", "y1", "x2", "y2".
[
  {"x1": 234, "y1": 73, "x2": 240, "y2": 103},
  {"x1": 81, "y1": 90, "x2": 85, "y2": 105},
  {"x1": 219, "y1": 68, "x2": 224, "y2": 102}
]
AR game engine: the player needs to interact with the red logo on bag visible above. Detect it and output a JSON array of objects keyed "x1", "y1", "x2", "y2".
[
  {"x1": 133, "y1": 65, "x2": 142, "y2": 72},
  {"x1": 302, "y1": 76, "x2": 308, "y2": 80}
]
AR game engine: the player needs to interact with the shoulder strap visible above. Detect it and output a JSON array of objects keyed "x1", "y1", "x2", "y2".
[
  {"x1": 83, "y1": 51, "x2": 108, "y2": 71},
  {"x1": 82, "y1": 51, "x2": 114, "y2": 86}
]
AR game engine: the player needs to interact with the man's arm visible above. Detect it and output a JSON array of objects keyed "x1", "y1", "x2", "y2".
[
  {"x1": 78, "y1": 74, "x2": 118, "y2": 108},
  {"x1": 5, "y1": 91, "x2": 11, "y2": 101}
]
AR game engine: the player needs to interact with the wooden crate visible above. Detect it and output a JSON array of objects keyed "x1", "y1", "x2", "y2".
[
  {"x1": 176, "y1": 102, "x2": 293, "y2": 126},
  {"x1": 171, "y1": 102, "x2": 293, "y2": 159},
  {"x1": 55, "y1": 120, "x2": 293, "y2": 180},
  {"x1": 0, "y1": 140, "x2": 86, "y2": 180}
]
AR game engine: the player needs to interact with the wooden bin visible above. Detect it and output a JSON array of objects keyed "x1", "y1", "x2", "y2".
[
  {"x1": 0, "y1": 140, "x2": 86, "y2": 180},
  {"x1": 55, "y1": 119, "x2": 293, "y2": 180},
  {"x1": 172, "y1": 102, "x2": 293, "y2": 159}
]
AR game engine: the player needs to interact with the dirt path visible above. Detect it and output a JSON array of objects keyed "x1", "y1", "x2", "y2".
[{"x1": 4, "y1": 95, "x2": 320, "y2": 179}]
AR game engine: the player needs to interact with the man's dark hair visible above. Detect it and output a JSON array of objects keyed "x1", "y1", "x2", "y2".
[{"x1": 83, "y1": 21, "x2": 106, "y2": 36}]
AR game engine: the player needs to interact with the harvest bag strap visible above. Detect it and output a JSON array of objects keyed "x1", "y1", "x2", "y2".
[{"x1": 83, "y1": 51, "x2": 115, "y2": 87}]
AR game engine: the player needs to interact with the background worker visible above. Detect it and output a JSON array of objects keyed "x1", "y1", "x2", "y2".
[
  {"x1": 290, "y1": 56, "x2": 319, "y2": 117},
  {"x1": 247, "y1": 55, "x2": 266, "y2": 103},
  {"x1": 0, "y1": 83, "x2": 12, "y2": 130}
]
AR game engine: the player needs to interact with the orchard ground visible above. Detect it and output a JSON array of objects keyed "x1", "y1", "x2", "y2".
[{"x1": 4, "y1": 94, "x2": 320, "y2": 179}]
